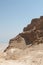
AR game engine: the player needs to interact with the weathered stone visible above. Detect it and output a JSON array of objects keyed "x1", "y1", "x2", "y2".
[{"x1": 4, "y1": 16, "x2": 43, "y2": 52}]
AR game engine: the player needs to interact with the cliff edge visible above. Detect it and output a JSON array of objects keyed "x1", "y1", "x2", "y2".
[{"x1": 4, "y1": 16, "x2": 43, "y2": 52}]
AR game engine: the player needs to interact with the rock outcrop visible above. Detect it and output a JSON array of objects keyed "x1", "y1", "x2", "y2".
[{"x1": 4, "y1": 16, "x2": 43, "y2": 52}]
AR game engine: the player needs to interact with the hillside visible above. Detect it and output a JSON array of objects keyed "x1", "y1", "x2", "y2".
[
  {"x1": 0, "y1": 16, "x2": 43, "y2": 65},
  {"x1": 4, "y1": 16, "x2": 43, "y2": 52}
]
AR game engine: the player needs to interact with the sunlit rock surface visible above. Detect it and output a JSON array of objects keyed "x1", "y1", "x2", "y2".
[{"x1": 0, "y1": 44, "x2": 43, "y2": 65}]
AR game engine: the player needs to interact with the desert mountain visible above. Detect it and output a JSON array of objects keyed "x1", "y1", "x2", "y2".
[
  {"x1": 0, "y1": 16, "x2": 43, "y2": 65},
  {"x1": 4, "y1": 16, "x2": 43, "y2": 52}
]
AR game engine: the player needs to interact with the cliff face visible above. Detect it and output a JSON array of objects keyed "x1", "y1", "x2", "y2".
[
  {"x1": 4, "y1": 16, "x2": 43, "y2": 52},
  {"x1": 23, "y1": 16, "x2": 43, "y2": 31}
]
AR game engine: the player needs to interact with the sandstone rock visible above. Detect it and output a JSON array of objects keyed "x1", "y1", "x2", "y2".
[
  {"x1": 4, "y1": 16, "x2": 43, "y2": 52},
  {"x1": 4, "y1": 35, "x2": 26, "y2": 52}
]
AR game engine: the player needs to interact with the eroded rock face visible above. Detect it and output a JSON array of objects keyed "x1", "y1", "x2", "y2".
[
  {"x1": 4, "y1": 16, "x2": 43, "y2": 52},
  {"x1": 4, "y1": 35, "x2": 26, "y2": 52}
]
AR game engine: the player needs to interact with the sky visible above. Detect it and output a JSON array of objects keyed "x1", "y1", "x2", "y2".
[{"x1": 0, "y1": 0, "x2": 43, "y2": 43}]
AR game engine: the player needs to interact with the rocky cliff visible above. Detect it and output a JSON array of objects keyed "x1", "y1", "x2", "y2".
[{"x1": 4, "y1": 16, "x2": 43, "y2": 52}]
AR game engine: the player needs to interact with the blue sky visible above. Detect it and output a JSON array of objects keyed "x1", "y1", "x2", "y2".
[{"x1": 0, "y1": 0, "x2": 43, "y2": 43}]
